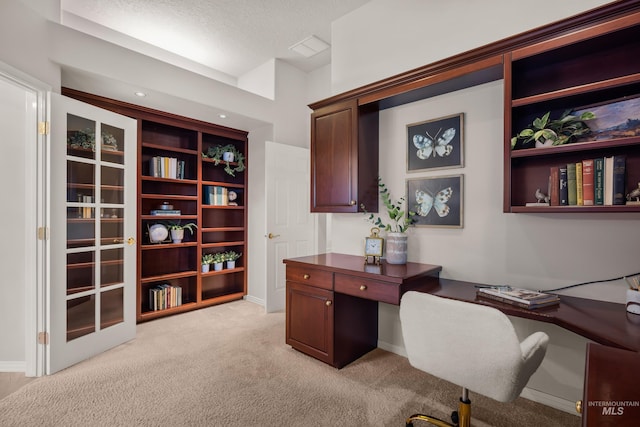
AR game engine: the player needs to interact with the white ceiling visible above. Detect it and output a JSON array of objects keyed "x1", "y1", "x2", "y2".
[{"x1": 61, "y1": 0, "x2": 371, "y2": 81}]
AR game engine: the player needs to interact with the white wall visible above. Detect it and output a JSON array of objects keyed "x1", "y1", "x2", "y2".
[{"x1": 323, "y1": 0, "x2": 637, "y2": 412}]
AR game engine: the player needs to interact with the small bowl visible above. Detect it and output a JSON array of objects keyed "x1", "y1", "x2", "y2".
[{"x1": 159, "y1": 202, "x2": 174, "y2": 210}]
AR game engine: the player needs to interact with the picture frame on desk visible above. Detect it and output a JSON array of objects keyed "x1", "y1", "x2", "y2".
[
  {"x1": 407, "y1": 113, "x2": 464, "y2": 172},
  {"x1": 406, "y1": 174, "x2": 463, "y2": 228}
]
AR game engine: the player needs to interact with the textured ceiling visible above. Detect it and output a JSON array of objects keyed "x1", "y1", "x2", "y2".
[{"x1": 61, "y1": 0, "x2": 371, "y2": 79}]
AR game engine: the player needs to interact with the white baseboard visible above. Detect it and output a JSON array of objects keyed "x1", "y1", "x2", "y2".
[
  {"x1": 243, "y1": 295, "x2": 265, "y2": 306},
  {"x1": 378, "y1": 340, "x2": 577, "y2": 416},
  {"x1": 0, "y1": 361, "x2": 26, "y2": 372}
]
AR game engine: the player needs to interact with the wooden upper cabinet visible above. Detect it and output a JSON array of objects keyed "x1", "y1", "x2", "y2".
[{"x1": 310, "y1": 100, "x2": 379, "y2": 213}]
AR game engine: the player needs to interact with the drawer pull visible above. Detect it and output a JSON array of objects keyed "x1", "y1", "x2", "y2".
[
  {"x1": 303, "y1": 274, "x2": 310, "y2": 280},
  {"x1": 360, "y1": 285, "x2": 367, "y2": 291},
  {"x1": 325, "y1": 300, "x2": 332, "y2": 306}
]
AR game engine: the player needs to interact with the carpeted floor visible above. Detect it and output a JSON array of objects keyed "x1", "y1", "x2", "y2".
[{"x1": 0, "y1": 300, "x2": 580, "y2": 426}]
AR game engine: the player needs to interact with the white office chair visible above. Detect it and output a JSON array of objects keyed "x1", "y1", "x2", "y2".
[{"x1": 399, "y1": 291, "x2": 549, "y2": 427}]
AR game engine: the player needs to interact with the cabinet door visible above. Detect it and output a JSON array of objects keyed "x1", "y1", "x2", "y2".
[
  {"x1": 286, "y1": 281, "x2": 334, "y2": 365},
  {"x1": 50, "y1": 94, "x2": 137, "y2": 373}
]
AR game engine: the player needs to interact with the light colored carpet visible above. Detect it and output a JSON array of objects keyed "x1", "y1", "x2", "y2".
[{"x1": 0, "y1": 300, "x2": 579, "y2": 426}]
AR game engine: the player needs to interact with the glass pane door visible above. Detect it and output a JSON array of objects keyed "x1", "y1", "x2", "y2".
[{"x1": 50, "y1": 94, "x2": 136, "y2": 373}]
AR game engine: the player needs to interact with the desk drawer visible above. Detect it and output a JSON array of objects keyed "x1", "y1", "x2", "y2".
[
  {"x1": 335, "y1": 274, "x2": 399, "y2": 304},
  {"x1": 286, "y1": 266, "x2": 333, "y2": 290}
]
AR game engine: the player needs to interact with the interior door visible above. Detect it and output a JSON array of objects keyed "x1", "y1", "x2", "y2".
[
  {"x1": 265, "y1": 141, "x2": 315, "y2": 313},
  {"x1": 48, "y1": 94, "x2": 137, "y2": 374}
]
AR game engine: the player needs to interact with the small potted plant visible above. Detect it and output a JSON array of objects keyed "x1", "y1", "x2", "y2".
[
  {"x1": 201, "y1": 253, "x2": 214, "y2": 273},
  {"x1": 212, "y1": 252, "x2": 225, "y2": 271},
  {"x1": 511, "y1": 109, "x2": 595, "y2": 150},
  {"x1": 167, "y1": 222, "x2": 197, "y2": 243},
  {"x1": 224, "y1": 251, "x2": 242, "y2": 269},
  {"x1": 203, "y1": 144, "x2": 245, "y2": 176},
  {"x1": 361, "y1": 177, "x2": 416, "y2": 264}
]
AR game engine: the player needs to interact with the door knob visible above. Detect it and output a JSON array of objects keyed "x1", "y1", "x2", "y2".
[
  {"x1": 114, "y1": 237, "x2": 136, "y2": 245},
  {"x1": 267, "y1": 233, "x2": 280, "y2": 239},
  {"x1": 325, "y1": 300, "x2": 332, "y2": 306}
]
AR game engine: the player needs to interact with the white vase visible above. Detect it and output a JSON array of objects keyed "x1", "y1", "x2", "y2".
[
  {"x1": 222, "y1": 151, "x2": 235, "y2": 162},
  {"x1": 213, "y1": 262, "x2": 223, "y2": 271},
  {"x1": 385, "y1": 232, "x2": 408, "y2": 264},
  {"x1": 226, "y1": 260, "x2": 236, "y2": 269},
  {"x1": 202, "y1": 264, "x2": 210, "y2": 273},
  {"x1": 170, "y1": 228, "x2": 184, "y2": 243}
]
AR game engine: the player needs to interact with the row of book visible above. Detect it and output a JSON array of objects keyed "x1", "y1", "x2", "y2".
[
  {"x1": 476, "y1": 286, "x2": 560, "y2": 310},
  {"x1": 150, "y1": 209, "x2": 181, "y2": 216},
  {"x1": 76, "y1": 194, "x2": 93, "y2": 218},
  {"x1": 548, "y1": 155, "x2": 626, "y2": 206},
  {"x1": 149, "y1": 156, "x2": 186, "y2": 179},
  {"x1": 204, "y1": 185, "x2": 230, "y2": 206},
  {"x1": 149, "y1": 284, "x2": 183, "y2": 311}
]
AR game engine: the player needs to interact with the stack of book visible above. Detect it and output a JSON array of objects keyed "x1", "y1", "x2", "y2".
[
  {"x1": 476, "y1": 286, "x2": 560, "y2": 309},
  {"x1": 203, "y1": 185, "x2": 228, "y2": 206},
  {"x1": 547, "y1": 155, "x2": 626, "y2": 206},
  {"x1": 149, "y1": 156, "x2": 186, "y2": 179},
  {"x1": 149, "y1": 209, "x2": 181, "y2": 216},
  {"x1": 149, "y1": 283, "x2": 182, "y2": 311}
]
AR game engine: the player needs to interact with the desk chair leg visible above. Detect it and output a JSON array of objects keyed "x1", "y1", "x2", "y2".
[{"x1": 405, "y1": 388, "x2": 471, "y2": 427}]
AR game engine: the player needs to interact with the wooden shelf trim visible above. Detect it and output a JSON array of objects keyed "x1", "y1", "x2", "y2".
[
  {"x1": 201, "y1": 267, "x2": 245, "y2": 277},
  {"x1": 202, "y1": 227, "x2": 244, "y2": 232},
  {"x1": 201, "y1": 180, "x2": 245, "y2": 188},
  {"x1": 141, "y1": 142, "x2": 198, "y2": 155},
  {"x1": 510, "y1": 136, "x2": 640, "y2": 159},
  {"x1": 140, "y1": 271, "x2": 197, "y2": 283},
  {"x1": 202, "y1": 241, "x2": 244, "y2": 248},
  {"x1": 510, "y1": 205, "x2": 640, "y2": 213},
  {"x1": 141, "y1": 193, "x2": 198, "y2": 200},
  {"x1": 511, "y1": 73, "x2": 640, "y2": 107},
  {"x1": 201, "y1": 205, "x2": 244, "y2": 210},
  {"x1": 140, "y1": 242, "x2": 198, "y2": 250},
  {"x1": 141, "y1": 176, "x2": 198, "y2": 185},
  {"x1": 138, "y1": 302, "x2": 198, "y2": 321}
]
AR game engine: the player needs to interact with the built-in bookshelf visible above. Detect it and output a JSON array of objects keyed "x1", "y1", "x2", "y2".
[
  {"x1": 61, "y1": 88, "x2": 248, "y2": 322},
  {"x1": 503, "y1": 10, "x2": 640, "y2": 213}
]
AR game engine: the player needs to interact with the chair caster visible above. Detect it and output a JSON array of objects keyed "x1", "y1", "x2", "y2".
[{"x1": 451, "y1": 411, "x2": 459, "y2": 425}]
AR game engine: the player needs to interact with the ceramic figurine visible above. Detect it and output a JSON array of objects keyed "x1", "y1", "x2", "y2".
[
  {"x1": 535, "y1": 188, "x2": 549, "y2": 204},
  {"x1": 627, "y1": 182, "x2": 640, "y2": 202}
]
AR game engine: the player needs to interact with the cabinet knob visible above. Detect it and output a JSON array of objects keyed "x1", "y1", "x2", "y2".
[
  {"x1": 575, "y1": 400, "x2": 582, "y2": 414},
  {"x1": 350, "y1": 200, "x2": 356, "y2": 205},
  {"x1": 303, "y1": 274, "x2": 310, "y2": 280},
  {"x1": 360, "y1": 285, "x2": 367, "y2": 291},
  {"x1": 325, "y1": 300, "x2": 332, "y2": 306}
]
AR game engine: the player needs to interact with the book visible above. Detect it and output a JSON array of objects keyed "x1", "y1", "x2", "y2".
[
  {"x1": 576, "y1": 161, "x2": 583, "y2": 206},
  {"x1": 582, "y1": 159, "x2": 594, "y2": 206},
  {"x1": 150, "y1": 209, "x2": 181, "y2": 215},
  {"x1": 604, "y1": 156, "x2": 614, "y2": 205},
  {"x1": 613, "y1": 155, "x2": 626, "y2": 205},
  {"x1": 594, "y1": 157, "x2": 604, "y2": 205},
  {"x1": 477, "y1": 286, "x2": 560, "y2": 309},
  {"x1": 559, "y1": 166, "x2": 568, "y2": 205},
  {"x1": 549, "y1": 166, "x2": 559, "y2": 206},
  {"x1": 567, "y1": 163, "x2": 577, "y2": 205}
]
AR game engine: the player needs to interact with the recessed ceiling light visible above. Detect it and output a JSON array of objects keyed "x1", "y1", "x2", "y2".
[
  {"x1": 134, "y1": 91, "x2": 146, "y2": 97},
  {"x1": 289, "y1": 35, "x2": 330, "y2": 58},
  {"x1": 218, "y1": 114, "x2": 227, "y2": 119}
]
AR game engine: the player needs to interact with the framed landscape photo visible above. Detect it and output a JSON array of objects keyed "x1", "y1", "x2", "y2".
[
  {"x1": 406, "y1": 174, "x2": 463, "y2": 228},
  {"x1": 407, "y1": 113, "x2": 464, "y2": 172}
]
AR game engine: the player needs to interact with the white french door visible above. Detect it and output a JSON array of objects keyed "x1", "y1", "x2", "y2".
[{"x1": 48, "y1": 94, "x2": 137, "y2": 374}]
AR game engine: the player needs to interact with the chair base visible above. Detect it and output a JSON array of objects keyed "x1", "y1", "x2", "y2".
[{"x1": 406, "y1": 397, "x2": 471, "y2": 427}]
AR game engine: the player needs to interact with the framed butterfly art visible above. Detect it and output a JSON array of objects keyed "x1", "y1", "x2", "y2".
[
  {"x1": 406, "y1": 175, "x2": 463, "y2": 228},
  {"x1": 407, "y1": 113, "x2": 464, "y2": 171}
]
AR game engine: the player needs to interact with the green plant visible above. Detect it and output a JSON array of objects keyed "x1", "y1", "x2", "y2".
[
  {"x1": 167, "y1": 222, "x2": 197, "y2": 234},
  {"x1": 203, "y1": 144, "x2": 246, "y2": 176},
  {"x1": 511, "y1": 110, "x2": 595, "y2": 149},
  {"x1": 224, "y1": 250, "x2": 242, "y2": 261},
  {"x1": 361, "y1": 177, "x2": 416, "y2": 233},
  {"x1": 201, "y1": 253, "x2": 214, "y2": 265},
  {"x1": 212, "y1": 252, "x2": 225, "y2": 264},
  {"x1": 67, "y1": 128, "x2": 118, "y2": 151}
]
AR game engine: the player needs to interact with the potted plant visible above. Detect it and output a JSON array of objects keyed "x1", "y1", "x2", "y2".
[
  {"x1": 224, "y1": 251, "x2": 242, "y2": 269},
  {"x1": 203, "y1": 144, "x2": 246, "y2": 176},
  {"x1": 167, "y1": 222, "x2": 197, "y2": 243},
  {"x1": 361, "y1": 177, "x2": 416, "y2": 264},
  {"x1": 201, "y1": 253, "x2": 214, "y2": 273},
  {"x1": 212, "y1": 252, "x2": 225, "y2": 271},
  {"x1": 511, "y1": 110, "x2": 595, "y2": 150}
]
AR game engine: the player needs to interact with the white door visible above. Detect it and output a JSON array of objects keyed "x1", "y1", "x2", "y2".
[
  {"x1": 265, "y1": 141, "x2": 316, "y2": 313},
  {"x1": 48, "y1": 94, "x2": 137, "y2": 373}
]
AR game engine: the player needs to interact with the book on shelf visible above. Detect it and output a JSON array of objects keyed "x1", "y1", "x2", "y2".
[
  {"x1": 594, "y1": 158, "x2": 604, "y2": 205},
  {"x1": 576, "y1": 161, "x2": 584, "y2": 206},
  {"x1": 150, "y1": 209, "x2": 181, "y2": 216},
  {"x1": 559, "y1": 166, "x2": 568, "y2": 205},
  {"x1": 567, "y1": 163, "x2": 577, "y2": 206},
  {"x1": 612, "y1": 155, "x2": 626, "y2": 205},
  {"x1": 149, "y1": 156, "x2": 186, "y2": 179},
  {"x1": 582, "y1": 159, "x2": 594, "y2": 206},
  {"x1": 204, "y1": 185, "x2": 228, "y2": 206},
  {"x1": 149, "y1": 283, "x2": 182, "y2": 311},
  {"x1": 604, "y1": 156, "x2": 614, "y2": 205},
  {"x1": 549, "y1": 166, "x2": 559, "y2": 206},
  {"x1": 476, "y1": 286, "x2": 560, "y2": 309}
]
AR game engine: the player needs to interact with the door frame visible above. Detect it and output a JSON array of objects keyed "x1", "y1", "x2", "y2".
[{"x1": 0, "y1": 62, "x2": 50, "y2": 377}]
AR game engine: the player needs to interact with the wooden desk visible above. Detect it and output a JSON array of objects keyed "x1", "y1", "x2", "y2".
[{"x1": 580, "y1": 343, "x2": 640, "y2": 426}]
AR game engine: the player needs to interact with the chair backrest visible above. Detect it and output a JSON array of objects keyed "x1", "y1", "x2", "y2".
[{"x1": 400, "y1": 291, "x2": 548, "y2": 402}]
